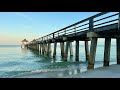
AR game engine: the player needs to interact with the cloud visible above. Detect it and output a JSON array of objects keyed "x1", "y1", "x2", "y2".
[{"x1": 14, "y1": 12, "x2": 32, "y2": 21}]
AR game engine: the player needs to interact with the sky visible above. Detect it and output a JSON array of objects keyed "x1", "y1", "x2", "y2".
[{"x1": 0, "y1": 12, "x2": 117, "y2": 45}]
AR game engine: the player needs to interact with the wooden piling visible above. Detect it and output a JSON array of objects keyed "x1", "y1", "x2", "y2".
[
  {"x1": 117, "y1": 38, "x2": 120, "y2": 64},
  {"x1": 36, "y1": 43, "x2": 38, "y2": 51},
  {"x1": 75, "y1": 40, "x2": 79, "y2": 61},
  {"x1": 35, "y1": 44, "x2": 36, "y2": 50},
  {"x1": 85, "y1": 41, "x2": 90, "y2": 61},
  {"x1": 42, "y1": 43, "x2": 44, "y2": 54},
  {"x1": 88, "y1": 38, "x2": 98, "y2": 69},
  {"x1": 34, "y1": 44, "x2": 35, "y2": 50},
  {"x1": 37, "y1": 43, "x2": 39, "y2": 51},
  {"x1": 64, "y1": 41, "x2": 69, "y2": 61},
  {"x1": 30, "y1": 45, "x2": 31, "y2": 49},
  {"x1": 47, "y1": 43, "x2": 51, "y2": 55},
  {"x1": 70, "y1": 42, "x2": 73, "y2": 56},
  {"x1": 60, "y1": 42, "x2": 64, "y2": 57},
  {"x1": 39, "y1": 44, "x2": 41, "y2": 54},
  {"x1": 40, "y1": 44, "x2": 42, "y2": 53},
  {"x1": 32, "y1": 44, "x2": 34, "y2": 49},
  {"x1": 53, "y1": 42, "x2": 57, "y2": 58},
  {"x1": 33, "y1": 44, "x2": 35, "y2": 49},
  {"x1": 44, "y1": 43, "x2": 47, "y2": 53},
  {"x1": 38, "y1": 44, "x2": 40, "y2": 51},
  {"x1": 36, "y1": 44, "x2": 37, "y2": 50},
  {"x1": 34, "y1": 44, "x2": 36, "y2": 49},
  {"x1": 34, "y1": 44, "x2": 35, "y2": 49},
  {"x1": 41, "y1": 43, "x2": 44, "y2": 54},
  {"x1": 32, "y1": 44, "x2": 33, "y2": 49},
  {"x1": 104, "y1": 38, "x2": 111, "y2": 66}
]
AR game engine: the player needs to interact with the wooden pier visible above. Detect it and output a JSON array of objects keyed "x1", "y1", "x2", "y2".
[{"x1": 27, "y1": 12, "x2": 120, "y2": 69}]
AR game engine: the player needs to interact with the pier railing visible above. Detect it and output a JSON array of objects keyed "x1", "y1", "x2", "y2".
[{"x1": 29, "y1": 12, "x2": 119, "y2": 44}]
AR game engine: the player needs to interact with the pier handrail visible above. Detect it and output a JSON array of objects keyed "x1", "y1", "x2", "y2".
[{"x1": 29, "y1": 12, "x2": 119, "y2": 44}]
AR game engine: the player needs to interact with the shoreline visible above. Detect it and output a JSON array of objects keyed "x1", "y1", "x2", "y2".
[{"x1": 14, "y1": 64, "x2": 120, "y2": 78}]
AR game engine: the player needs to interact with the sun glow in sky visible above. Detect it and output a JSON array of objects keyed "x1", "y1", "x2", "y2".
[{"x1": 0, "y1": 12, "x2": 116, "y2": 45}]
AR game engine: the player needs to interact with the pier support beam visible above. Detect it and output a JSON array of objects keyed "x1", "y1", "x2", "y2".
[
  {"x1": 42, "y1": 43, "x2": 44, "y2": 54},
  {"x1": 34, "y1": 44, "x2": 36, "y2": 49},
  {"x1": 117, "y1": 38, "x2": 120, "y2": 64},
  {"x1": 64, "y1": 41, "x2": 69, "y2": 61},
  {"x1": 36, "y1": 44, "x2": 37, "y2": 50},
  {"x1": 47, "y1": 43, "x2": 51, "y2": 55},
  {"x1": 60, "y1": 42, "x2": 64, "y2": 57},
  {"x1": 33, "y1": 44, "x2": 34, "y2": 49},
  {"x1": 44, "y1": 43, "x2": 47, "y2": 54},
  {"x1": 37, "y1": 44, "x2": 39, "y2": 51},
  {"x1": 75, "y1": 40, "x2": 79, "y2": 61},
  {"x1": 85, "y1": 41, "x2": 90, "y2": 61},
  {"x1": 104, "y1": 38, "x2": 111, "y2": 66},
  {"x1": 35, "y1": 44, "x2": 37, "y2": 50},
  {"x1": 34, "y1": 44, "x2": 36, "y2": 50},
  {"x1": 30, "y1": 45, "x2": 31, "y2": 48},
  {"x1": 32, "y1": 44, "x2": 33, "y2": 49},
  {"x1": 53, "y1": 42, "x2": 57, "y2": 58},
  {"x1": 34, "y1": 44, "x2": 37, "y2": 50},
  {"x1": 32, "y1": 44, "x2": 34, "y2": 49},
  {"x1": 39, "y1": 44, "x2": 42, "y2": 54},
  {"x1": 70, "y1": 42, "x2": 73, "y2": 56},
  {"x1": 88, "y1": 38, "x2": 98, "y2": 69}
]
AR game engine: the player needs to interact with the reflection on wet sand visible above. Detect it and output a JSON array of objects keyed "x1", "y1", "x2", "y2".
[
  {"x1": 17, "y1": 66, "x2": 82, "y2": 78},
  {"x1": 56, "y1": 67, "x2": 81, "y2": 77}
]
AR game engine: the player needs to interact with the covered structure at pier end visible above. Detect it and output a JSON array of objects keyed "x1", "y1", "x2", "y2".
[{"x1": 21, "y1": 39, "x2": 29, "y2": 48}]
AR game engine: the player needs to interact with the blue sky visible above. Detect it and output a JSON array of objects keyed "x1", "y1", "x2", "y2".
[{"x1": 0, "y1": 12, "x2": 117, "y2": 45}]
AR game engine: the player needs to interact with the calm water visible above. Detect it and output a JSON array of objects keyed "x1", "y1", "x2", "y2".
[{"x1": 0, "y1": 44, "x2": 117, "y2": 78}]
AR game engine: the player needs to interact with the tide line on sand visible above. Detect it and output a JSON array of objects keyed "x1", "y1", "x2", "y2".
[{"x1": 14, "y1": 64, "x2": 120, "y2": 78}]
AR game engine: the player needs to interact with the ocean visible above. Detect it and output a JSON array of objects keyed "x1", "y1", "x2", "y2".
[{"x1": 0, "y1": 44, "x2": 117, "y2": 78}]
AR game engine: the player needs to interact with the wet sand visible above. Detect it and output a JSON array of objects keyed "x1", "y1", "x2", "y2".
[{"x1": 15, "y1": 64, "x2": 120, "y2": 78}]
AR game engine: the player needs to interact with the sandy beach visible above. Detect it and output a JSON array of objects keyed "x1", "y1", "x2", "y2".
[{"x1": 14, "y1": 64, "x2": 120, "y2": 78}]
